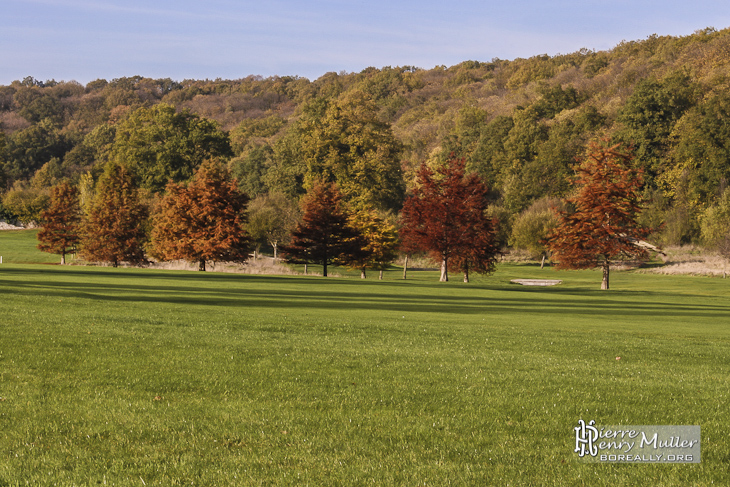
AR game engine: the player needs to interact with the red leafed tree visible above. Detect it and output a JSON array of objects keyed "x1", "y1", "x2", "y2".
[
  {"x1": 545, "y1": 141, "x2": 653, "y2": 290},
  {"x1": 81, "y1": 164, "x2": 148, "y2": 267},
  {"x1": 37, "y1": 181, "x2": 81, "y2": 264},
  {"x1": 450, "y1": 214, "x2": 500, "y2": 283},
  {"x1": 400, "y1": 156, "x2": 499, "y2": 282},
  {"x1": 281, "y1": 182, "x2": 364, "y2": 277},
  {"x1": 150, "y1": 159, "x2": 250, "y2": 271}
]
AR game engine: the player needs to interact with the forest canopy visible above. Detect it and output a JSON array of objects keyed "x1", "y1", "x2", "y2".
[{"x1": 2, "y1": 27, "x2": 730, "y2": 247}]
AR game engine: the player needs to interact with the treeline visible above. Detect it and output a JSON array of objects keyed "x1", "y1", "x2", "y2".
[
  {"x1": 36, "y1": 153, "x2": 499, "y2": 282},
  {"x1": 3, "y1": 26, "x2": 730, "y2": 253}
]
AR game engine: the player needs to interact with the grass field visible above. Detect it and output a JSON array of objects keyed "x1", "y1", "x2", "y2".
[
  {"x1": 1, "y1": 230, "x2": 729, "y2": 485},
  {"x1": 0, "y1": 229, "x2": 69, "y2": 265}
]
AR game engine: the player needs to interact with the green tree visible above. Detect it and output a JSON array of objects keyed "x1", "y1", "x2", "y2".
[
  {"x1": 616, "y1": 73, "x2": 698, "y2": 180},
  {"x1": 531, "y1": 84, "x2": 584, "y2": 119},
  {"x1": 229, "y1": 115, "x2": 286, "y2": 155},
  {"x1": 31, "y1": 158, "x2": 63, "y2": 189},
  {"x1": 2, "y1": 119, "x2": 71, "y2": 184},
  {"x1": 1, "y1": 182, "x2": 50, "y2": 224},
  {"x1": 469, "y1": 115, "x2": 514, "y2": 190},
  {"x1": 261, "y1": 130, "x2": 307, "y2": 199},
  {"x1": 297, "y1": 91, "x2": 405, "y2": 211},
  {"x1": 509, "y1": 197, "x2": 562, "y2": 261},
  {"x1": 230, "y1": 143, "x2": 273, "y2": 198},
  {"x1": 111, "y1": 104, "x2": 232, "y2": 192},
  {"x1": 500, "y1": 108, "x2": 549, "y2": 212},
  {"x1": 700, "y1": 188, "x2": 730, "y2": 249},
  {"x1": 0, "y1": 131, "x2": 7, "y2": 188},
  {"x1": 665, "y1": 92, "x2": 730, "y2": 207},
  {"x1": 246, "y1": 192, "x2": 300, "y2": 259},
  {"x1": 18, "y1": 94, "x2": 64, "y2": 126}
]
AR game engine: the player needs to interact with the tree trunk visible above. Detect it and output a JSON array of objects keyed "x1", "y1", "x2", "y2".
[
  {"x1": 463, "y1": 261, "x2": 469, "y2": 283},
  {"x1": 304, "y1": 263, "x2": 308, "y2": 275},
  {"x1": 440, "y1": 257, "x2": 449, "y2": 282},
  {"x1": 323, "y1": 262, "x2": 328, "y2": 277},
  {"x1": 199, "y1": 259, "x2": 206, "y2": 272},
  {"x1": 379, "y1": 269, "x2": 383, "y2": 280},
  {"x1": 61, "y1": 252, "x2": 66, "y2": 265},
  {"x1": 361, "y1": 268, "x2": 366, "y2": 279},
  {"x1": 601, "y1": 260, "x2": 610, "y2": 290},
  {"x1": 403, "y1": 254, "x2": 408, "y2": 280},
  {"x1": 272, "y1": 242, "x2": 278, "y2": 260},
  {"x1": 113, "y1": 258, "x2": 118, "y2": 268},
  {"x1": 540, "y1": 255, "x2": 545, "y2": 269}
]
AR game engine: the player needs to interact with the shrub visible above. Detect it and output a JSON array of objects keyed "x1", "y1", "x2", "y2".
[{"x1": 509, "y1": 197, "x2": 562, "y2": 259}]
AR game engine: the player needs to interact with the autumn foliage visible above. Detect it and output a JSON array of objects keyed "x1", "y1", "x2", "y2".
[
  {"x1": 81, "y1": 164, "x2": 148, "y2": 267},
  {"x1": 281, "y1": 182, "x2": 363, "y2": 277},
  {"x1": 545, "y1": 141, "x2": 653, "y2": 289},
  {"x1": 150, "y1": 159, "x2": 250, "y2": 271},
  {"x1": 346, "y1": 209, "x2": 399, "y2": 279},
  {"x1": 37, "y1": 181, "x2": 81, "y2": 264},
  {"x1": 400, "y1": 156, "x2": 499, "y2": 282}
]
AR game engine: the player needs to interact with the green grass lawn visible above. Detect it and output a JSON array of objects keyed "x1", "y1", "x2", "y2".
[
  {"x1": 0, "y1": 231, "x2": 729, "y2": 485},
  {"x1": 0, "y1": 229, "x2": 69, "y2": 265}
]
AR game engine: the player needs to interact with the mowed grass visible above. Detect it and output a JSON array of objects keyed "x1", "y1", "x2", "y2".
[
  {"x1": 0, "y1": 229, "x2": 67, "y2": 265},
  {"x1": 0, "y1": 233, "x2": 729, "y2": 485}
]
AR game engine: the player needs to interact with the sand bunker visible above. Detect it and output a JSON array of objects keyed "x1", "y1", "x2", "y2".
[{"x1": 510, "y1": 279, "x2": 562, "y2": 286}]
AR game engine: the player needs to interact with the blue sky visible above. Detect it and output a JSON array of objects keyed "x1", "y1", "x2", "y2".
[{"x1": 3, "y1": 0, "x2": 730, "y2": 85}]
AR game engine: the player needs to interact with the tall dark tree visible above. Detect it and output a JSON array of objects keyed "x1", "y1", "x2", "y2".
[
  {"x1": 81, "y1": 164, "x2": 148, "y2": 267},
  {"x1": 150, "y1": 159, "x2": 250, "y2": 271},
  {"x1": 400, "y1": 156, "x2": 499, "y2": 282},
  {"x1": 281, "y1": 182, "x2": 363, "y2": 277},
  {"x1": 37, "y1": 181, "x2": 81, "y2": 264},
  {"x1": 545, "y1": 141, "x2": 654, "y2": 290}
]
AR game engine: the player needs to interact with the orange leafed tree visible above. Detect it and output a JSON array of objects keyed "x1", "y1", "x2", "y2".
[
  {"x1": 37, "y1": 181, "x2": 81, "y2": 264},
  {"x1": 150, "y1": 159, "x2": 250, "y2": 271},
  {"x1": 81, "y1": 164, "x2": 148, "y2": 267},
  {"x1": 545, "y1": 141, "x2": 653, "y2": 290}
]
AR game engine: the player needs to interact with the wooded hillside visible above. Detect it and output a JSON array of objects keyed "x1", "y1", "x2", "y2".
[{"x1": 2, "y1": 26, "x2": 730, "y2": 248}]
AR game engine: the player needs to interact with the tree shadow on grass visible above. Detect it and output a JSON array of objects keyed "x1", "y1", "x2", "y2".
[{"x1": 2, "y1": 266, "x2": 730, "y2": 321}]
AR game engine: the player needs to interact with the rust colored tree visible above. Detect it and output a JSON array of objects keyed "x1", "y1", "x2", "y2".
[
  {"x1": 81, "y1": 164, "x2": 148, "y2": 267},
  {"x1": 545, "y1": 141, "x2": 653, "y2": 290},
  {"x1": 400, "y1": 156, "x2": 499, "y2": 282},
  {"x1": 281, "y1": 182, "x2": 363, "y2": 277},
  {"x1": 450, "y1": 214, "x2": 500, "y2": 283},
  {"x1": 37, "y1": 181, "x2": 81, "y2": 264},
  {"x1": 150, "y1": 159, "x2": 250, "y2": 271}
]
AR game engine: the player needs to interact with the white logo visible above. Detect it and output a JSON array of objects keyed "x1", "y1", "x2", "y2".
[{"x1": 574, "y1": 419, "x2": 598, "y2": 457}]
